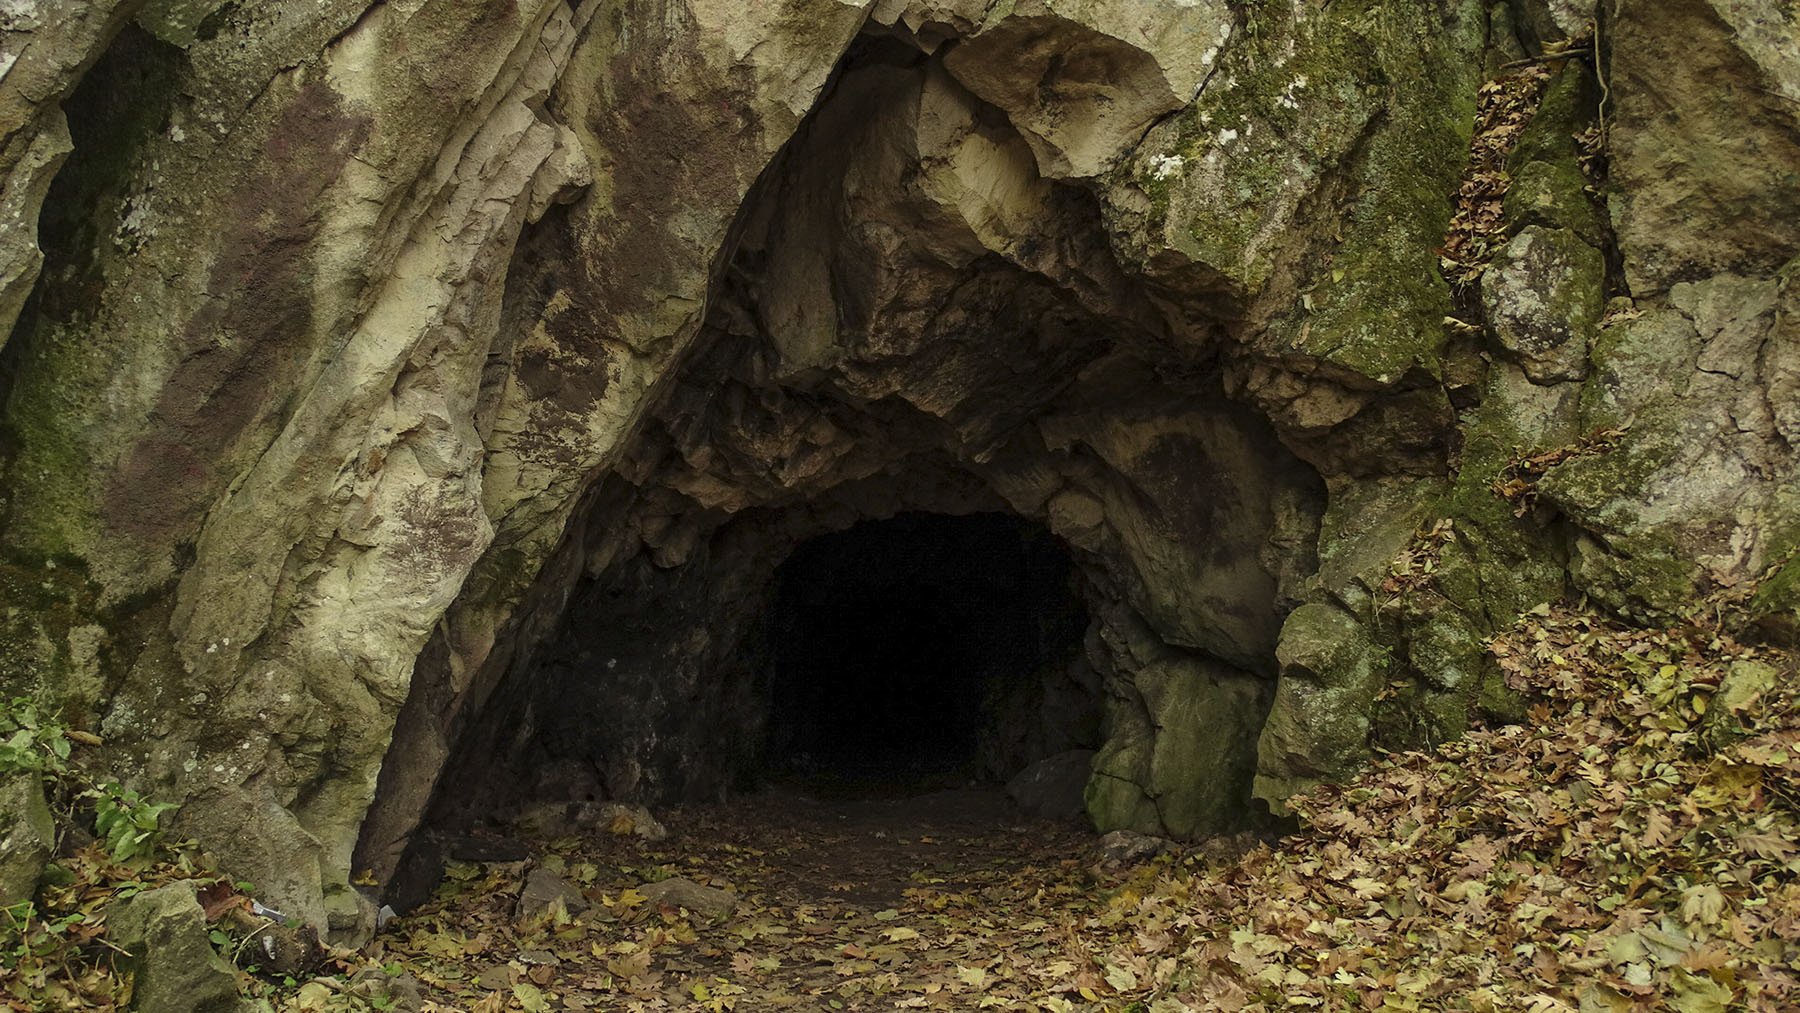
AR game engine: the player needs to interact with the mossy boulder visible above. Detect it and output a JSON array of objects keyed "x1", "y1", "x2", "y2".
[
  {"x1": 0, "y1": 771, "x2": 54, "y2": 906},
  {"x1": 109, "y1": 881, "x2": 253, "y2": 1013},
  {"x1": 1254, "y1": 603, "x2": 1384, "y2": 808},
  {"x1": 1086, "y1": 656, "x2": 1270, "y2": 837},
  {"x1": 1481, "y1": 226, "x2": 1605, "y2": 383}
]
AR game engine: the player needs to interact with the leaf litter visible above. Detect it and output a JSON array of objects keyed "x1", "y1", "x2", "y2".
[
  {"x1": 351, "y1": 599, "x2": 1798, "y2": 1012},
  {"x1": 6, "y1": 592, "x2": 1798, "y2": 1011}
]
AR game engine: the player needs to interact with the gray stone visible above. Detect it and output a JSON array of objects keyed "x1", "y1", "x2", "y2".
[
  {"x1": 0, "y1": 772, "x2": 54, "y2": 907},
  {"x1": 570, "y1": 802, "x2": 668, "y2": 842},
  {"x1": 515, "y1": 867, "x2": 587, "y2": 924},
  {"x1": 1254, "y1": 604, "x2": 1384, "y2": 807},
  {"x1": 1482, "y1": 227, "x2": 1605, "y2": 383},
  {"x1": 1097, "y1": 830, "x2": 1174, "y2": 864},
  {"x1": 1006, "y1": 750, "x2": 1095, "y2": 822},
  {"x1": 638, "y1": 877, "x2": 735, "y2": 918},
  {"x1": 1609, "y1": 0, "x2": 1800, "y2": 291},
  {"x1": 108, "y1": 882, "x2": 251, "y2": 1013},
  {"x1": 1509, "y1": 0, "x2": 1594, "y2": 46}
]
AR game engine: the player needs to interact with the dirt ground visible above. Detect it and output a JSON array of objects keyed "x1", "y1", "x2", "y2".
[{"x1": 381, "y1": 783, "x2": 1137, "y2": 1011}]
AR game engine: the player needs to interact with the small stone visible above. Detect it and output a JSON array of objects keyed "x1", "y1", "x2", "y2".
[
  {"x1": 516, "y1": 867, "x2": 587, "y2": 924},
  {"x1": 347, "y1": 967, "x2": 423, "y2": 1013},
  {"x1": 639, "y1": 876, "x2": 734, "y2": 917},
  {"x1": 571, "y1": 801, "x2": 668, "y2": 841},
  {"x1": 109, "y1": 882, "x2": 252, "y2": 1013},
  {"x1": 0, "y1": 771, "x2": 54, "y2": 907},
  {"x1": 1097, "y1": 830, "x2": 1174, "y2": 864},
  {"x1": 1704, "y1": 661, "x2": 1779, "y2": 748}
]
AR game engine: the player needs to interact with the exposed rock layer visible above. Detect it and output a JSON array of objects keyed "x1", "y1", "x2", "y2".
[{"x1": 0, "y1": 0, "x2": 1794, "y2": 939}]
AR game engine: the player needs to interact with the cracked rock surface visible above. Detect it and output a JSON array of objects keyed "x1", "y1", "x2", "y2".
[{"x1": 1, "y1": 0, "x2": 1795, "y2": 937}]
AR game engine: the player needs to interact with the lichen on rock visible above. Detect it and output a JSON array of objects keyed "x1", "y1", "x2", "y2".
[{"x1": 0, "y1": 0, "x2": 1793, "y2": 943}]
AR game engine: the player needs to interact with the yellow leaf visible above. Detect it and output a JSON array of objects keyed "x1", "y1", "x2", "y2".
[
  {"x1": 1681, "y1": 885, "x2": 1726, "y2": 927},
  {"x1": 1104, "y1": 964, "x2": 1138, "y2": 991}
]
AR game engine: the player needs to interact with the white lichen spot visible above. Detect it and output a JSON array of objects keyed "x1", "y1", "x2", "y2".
[
  {"x1": 170, "y1": 124, "x2": 186, "y2": 143},
  {"x1": 1150, "y1": 154, "x2": 1186, "y2": 180},
  {"x1": 1278, "y1": 75, "x2": 1310, "y2": 111},
  {"x1": 1217, "y1": 128, "x2": 1240, "y2": 145}
]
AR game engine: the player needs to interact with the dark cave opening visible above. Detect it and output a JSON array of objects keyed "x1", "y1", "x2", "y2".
[{"x1": 759, "y1": 512, "x2": 1095, "y2": 792}]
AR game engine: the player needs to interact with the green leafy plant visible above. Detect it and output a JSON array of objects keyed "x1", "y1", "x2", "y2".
[
  {"x1": 0, "y1": 697, "x2": 72, "y2": 774},
  {"x1": 88, "y1": 782, "x2": 177, "y2": 864}
]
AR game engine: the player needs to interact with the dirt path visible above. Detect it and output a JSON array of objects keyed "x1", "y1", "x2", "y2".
[{"x1": 383, "y1": 786, "x2": 1133, "y2": 1011}]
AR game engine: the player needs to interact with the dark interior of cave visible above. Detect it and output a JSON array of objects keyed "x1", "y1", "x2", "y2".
[{"x1": 758, "y1": 512, "x2": 1094, "y2": 792}]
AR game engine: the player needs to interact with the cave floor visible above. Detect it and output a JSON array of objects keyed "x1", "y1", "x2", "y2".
[
  {"x1": 334, "y1": 607, "x2": 1800, "y2": 1013},
  {"x1": 383, "y1": 786, "x2": 1143, "y2": 1011}
]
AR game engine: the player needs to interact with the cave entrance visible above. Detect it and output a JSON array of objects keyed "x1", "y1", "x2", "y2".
[{"x1": 760, "y1": 512, "x2": 1095, "y2": 795}]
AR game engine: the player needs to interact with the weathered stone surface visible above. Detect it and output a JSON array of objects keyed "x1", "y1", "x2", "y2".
[
  {"x1": 516, "y1": 867, "x2": 587, "y2": 924},
  {"x1": 0, "y1": 0, "x2": 1791, "y2": 938},
  {"x1": 1509, "y1": 0, "x2": 1593, "y2": 47},
  {"x1": 0, "y1": 0, "x2": 140, "y2": 343},
  {"x1": 109, "y1": 882, "x2": 250, "y2": 1013},
  {"x1": 1254, "y1": 603, "x2": 1382, "y2": 807},
  {"x1": 1007, "y1": 749, "x2": 1095, "y2": 822},
  {"x1": 0, "y1": 771, "x2": 53, "y2": 906},
  {"x1": 639, "y1": 876, "x2": 735, "y2": 918},
  {"x1": 1096, "y1": 829, "x2": 1173, "y2": 864},
  {"x1": 1481, "y1": 226, "x2": 1605, "y2": 383},
  {"x1": 1543, "y1": 273, "x2": 1798, "y2": 616},
  {"x1": 1609, "y1": 0, "x2": 1800, "y2": 292}
]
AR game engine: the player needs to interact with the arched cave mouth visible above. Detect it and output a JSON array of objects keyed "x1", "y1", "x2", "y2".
[
  {"x1": 419, "y1": 506, "x2": 1104, "y2": 827},
  {"x1": 359, "y1": 16, "x2": 1332, "y2": 908},
  {"x1": 761, "y1": 512, "x2": 1094, "y2": 793}
]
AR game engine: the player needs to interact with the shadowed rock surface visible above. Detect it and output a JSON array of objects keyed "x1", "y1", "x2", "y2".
[{"x1": 0, "y1": 0, "x2": 1795, "y2": 946}]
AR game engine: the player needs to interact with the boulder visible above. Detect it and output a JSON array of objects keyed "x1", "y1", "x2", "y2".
[
  {"x1": 1254, "y1": 604, "x2": 1383, "y2": 807},
  {"x1": 1609, "y1": 0, "x2": 1800, "y2": 291},
  {"x1": 0, "y1": 772, "x2": 54, "y2": 907},
  {"x1": 1481, "y1": 226, "x2": 1605, "y2": 383},
  {"x1": 515, "y1": 867, "x2": 587, "y2": 925},
  {"x1": 108, "y1": 882, "x2": 251, "y2": 1013},
  {"x1": 1006, "y1": 750, "x2": 1095, "y2": 822}
]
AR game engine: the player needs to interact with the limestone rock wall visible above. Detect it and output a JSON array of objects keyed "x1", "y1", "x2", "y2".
[{"x1": 0, "y1": 0, "x2": 1793, "y2": 937}]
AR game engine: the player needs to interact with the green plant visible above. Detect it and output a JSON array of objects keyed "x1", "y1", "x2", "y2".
[
  {"x1": 88, "y1": 782, "x2": 176, "y2": 864},
  {"x1": 0, "y1": 697, "x2": 72, "y2": 774}
]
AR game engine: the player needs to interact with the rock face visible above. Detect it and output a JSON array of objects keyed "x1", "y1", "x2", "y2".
[
  {"x1": 0, "y1": 772, "x2": 54, "y2": 906},
  {"x1": 0, "y1": 0, "x2": 1794, "y2": 942}
]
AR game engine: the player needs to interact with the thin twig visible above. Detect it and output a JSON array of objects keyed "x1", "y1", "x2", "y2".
[{"x1": 1500, "y1": 46, "x2": 1594, "y2": 70}]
